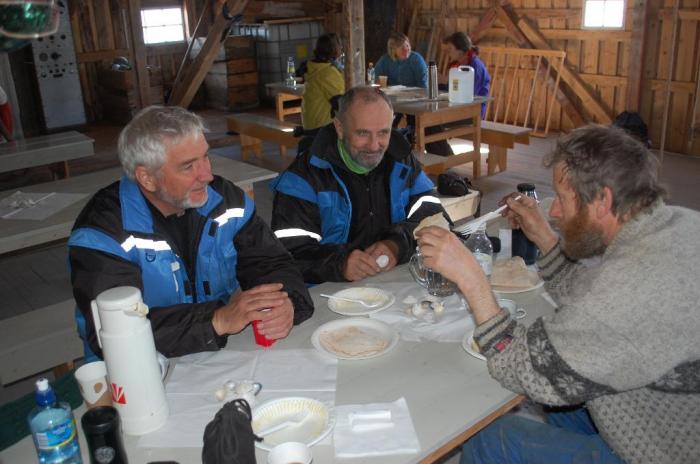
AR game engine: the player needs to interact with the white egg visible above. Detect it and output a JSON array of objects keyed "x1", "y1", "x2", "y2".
[{"x1": 376, "y1": 255, "x2": 389, "y2": 268}]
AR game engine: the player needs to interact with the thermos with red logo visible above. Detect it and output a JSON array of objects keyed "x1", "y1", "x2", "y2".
[{"x1": 90, "y1": 286, "x2": 169, "y2": 435}]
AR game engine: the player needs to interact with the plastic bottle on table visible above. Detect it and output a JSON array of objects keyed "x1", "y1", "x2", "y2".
[
  {"x1": 465, "y1": 223, "x2": 493, "y2": 280},
  {"x1": 28, "y1": 378, "x2": 82, "y2": 463},
  {"x1": 367, "y1": 62, "x2": 375, "y2": 85},
  {"x1": 511, "y1": 183, "x2": 539, "y2": 265},
  {"x1": 286, "y1": 56, "x2": 296, "y2": 87}
]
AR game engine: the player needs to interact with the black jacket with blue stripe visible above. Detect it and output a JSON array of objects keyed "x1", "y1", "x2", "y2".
[
  {"x1": 270, "y1": 124, "x2": 445, "y2": 283},
  {"x1": 69, "y1": 175, "x2": 313, "y2": 358}
]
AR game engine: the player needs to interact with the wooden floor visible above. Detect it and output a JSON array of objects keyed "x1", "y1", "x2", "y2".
[{"x1": 1, "y1": 108, "x2": 698, "y2": 403}]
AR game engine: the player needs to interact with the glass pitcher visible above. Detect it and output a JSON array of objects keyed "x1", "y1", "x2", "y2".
[{"x1": 408, "y1": 248, "x2": 457, "y2": 297}]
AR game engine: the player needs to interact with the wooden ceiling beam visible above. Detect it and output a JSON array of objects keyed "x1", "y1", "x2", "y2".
[{"x1": 168, "y1": 0, "x2": 251, "y2": 108}]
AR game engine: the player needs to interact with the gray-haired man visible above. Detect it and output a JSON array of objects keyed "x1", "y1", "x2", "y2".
[
  {"x1": 69, "y1": 106, "x2": 313, "y2": 361},
  {"x1": 417, "y1": 125, "x2": 700, "y2": 463}
]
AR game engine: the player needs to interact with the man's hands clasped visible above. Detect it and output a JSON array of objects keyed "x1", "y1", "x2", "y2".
[{"x1": 212, "y1": 283, "x2": 294, "y2": 340}]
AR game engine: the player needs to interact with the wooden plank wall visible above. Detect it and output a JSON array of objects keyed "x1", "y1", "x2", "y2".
[{"x1": 408, "y1": 0, "x2": 700, "y2": 156}]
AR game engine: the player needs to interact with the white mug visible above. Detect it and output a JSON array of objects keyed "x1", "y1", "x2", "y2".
[{"x1": 74, "y1": 361, "x2": 111, "y2": 409}]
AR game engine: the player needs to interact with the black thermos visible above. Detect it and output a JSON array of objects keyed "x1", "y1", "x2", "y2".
[{"x1": 511, "y1": 183, "x2": 538, "y2": 265}]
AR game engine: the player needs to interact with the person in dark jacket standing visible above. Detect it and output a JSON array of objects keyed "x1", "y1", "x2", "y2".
[
  {"x1": 271, "y1": 86, "x2": 446, "y2": 284},
  {"x1": 69, "y1": 106, "x2": 313, "y2": 360}
]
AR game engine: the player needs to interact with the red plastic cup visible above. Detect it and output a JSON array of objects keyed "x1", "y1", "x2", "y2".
[{"x1": 253, "y1": 320, "x2": 275, "y2": 347}]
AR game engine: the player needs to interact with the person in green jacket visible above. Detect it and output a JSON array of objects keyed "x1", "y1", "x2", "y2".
[{"x1": 301, "y1": 33, "x2": 345, "y2": 131}]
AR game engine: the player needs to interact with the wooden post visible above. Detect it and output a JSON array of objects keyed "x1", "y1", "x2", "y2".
[
  {"x1": 659, "y1": 0, "x2": 681, "y2": 165},
  {"x1": 127, "y1": 0, "x2": 150, "y2": 108},
  {"x1": 168, "y1": 0, "x2": 251, "y2": 108},
  {"x1": 342, "y1": 0, "x2": 365, "y2": 89},
  {"x1": 625, "y1": 0, "x2": 649, "y2": 112}
]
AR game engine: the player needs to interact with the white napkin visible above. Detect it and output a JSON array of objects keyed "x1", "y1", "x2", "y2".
[
  {"x1": 370, "y1": 283, "x2": 475, "y2": 342},
  {"x1": 138, "y1": 349, "x2": 337, "y2": 448},
  {"x1": 333, "y1": 397, "x2": 420, "y2": 458}
]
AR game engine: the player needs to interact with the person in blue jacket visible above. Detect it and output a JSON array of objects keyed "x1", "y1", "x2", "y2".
[
  {"x1": 69, "y1": 106, "x2": 313, "y2": 360},
  {"x1": 270, "y1": 86, "x2": 446, "y2": 284},
  {"x1": 374, "y1": 32, "x2": 428, "y2": 88}
]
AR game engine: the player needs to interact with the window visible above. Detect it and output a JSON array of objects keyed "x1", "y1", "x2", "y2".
[
  {"x1": 582, "y1": 0, "x2": 625, "y2": 29},
  {"x1": 141, "y1": 7, "x2": 185, "y2": 44}
]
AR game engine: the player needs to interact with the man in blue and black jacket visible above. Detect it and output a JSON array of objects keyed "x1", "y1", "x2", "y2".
[
  {"x1": 271, "y1": 86, "x2": 446, "y2": 284},
  {"x1": 69, "y1": 106, "x2": 313, "y2": 360}
]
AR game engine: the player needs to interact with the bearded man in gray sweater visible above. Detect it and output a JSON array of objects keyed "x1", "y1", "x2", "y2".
[{"x1": 417, "y1": 125, "x2": 700, "y2": 464}]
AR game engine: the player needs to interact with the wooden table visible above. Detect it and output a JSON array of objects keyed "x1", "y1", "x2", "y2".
[
  {"x1": 0, "y1": 131, "x2": 94, "y2": 178},
  {"x1": 0, "y1": 156, "x2": 277, "y2": 255},
  {"x1": 265, "y1": 82, "x2": 305, "y2": 157},
  {"x1": 0, "y1": 263, "x2": 555, "y2": 463},
  {"x1": 392, "y1": 93, "x2": 489, "y2": 177}
]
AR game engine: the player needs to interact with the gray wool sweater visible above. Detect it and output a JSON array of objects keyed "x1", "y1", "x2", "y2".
[{"x1": 474, "y1": 201, "x2": 700, "y2": 464}]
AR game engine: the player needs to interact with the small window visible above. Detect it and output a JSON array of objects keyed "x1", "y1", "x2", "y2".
[
  {"x1": 582, "y1": 0, "x2": 625, "y2": 29},
  {"x1": 141, "y1": 7, "x2": 185, "y2": 44}
]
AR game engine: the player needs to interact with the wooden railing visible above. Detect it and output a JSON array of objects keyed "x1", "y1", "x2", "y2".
[{"x1": 440, "y1": 46, "x2": 566, "y2": 137}]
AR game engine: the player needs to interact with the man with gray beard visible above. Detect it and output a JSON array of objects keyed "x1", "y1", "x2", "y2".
[
  {"x1": 271, "y1": 86, "x2": 445, "y2": 284},
  {"x1": 69, "y1": 106, "x2": 312, "y2": 361},
  {"x1": 416, "y1": 125, "x2": 700, "y2": 463}
]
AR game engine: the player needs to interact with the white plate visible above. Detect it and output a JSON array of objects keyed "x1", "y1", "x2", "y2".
[
  {"x1": 492, "y1": 269, "x2": 544, "y2": 294},
  {"x1": 311, "y1": 318, "x2": 399, "y2": 360},
  {"x1": 461, "y1": 330, "x2": 486, "y2": 361},
  {"x1": 326, "y1": 287, "x2": 395, "y2": 316},
  {"x1": 252, "y1": 397, "x2": 335, "y2": 451}
]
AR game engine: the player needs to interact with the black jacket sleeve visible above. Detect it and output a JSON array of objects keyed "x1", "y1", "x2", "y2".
[
  {"x1": 69, "y1": 246, "x2": 227, "y2": 359},
  {"x1": 271, "y1": 192, "x2": 351, "y2": 283},
  {"x1": 233, "y1": 212, "x2": 314, "y2": 323},
  {"x1": 382, "y1": 158, "x2": 446, "y2": 264}
]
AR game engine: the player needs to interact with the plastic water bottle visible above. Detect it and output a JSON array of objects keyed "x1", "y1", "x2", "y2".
[
  {"x1": 286, "y1": 56, "x2": 296, "y2": 87},
  {"x1": 367, "y1": 62, "x2": 375, "y2": 85},
  {"x1": 465, "y1": 223, "x2": 493, "y2": 279},
  {"x1": 28, "y1": 378, "x2": 82, "y2": 463}
]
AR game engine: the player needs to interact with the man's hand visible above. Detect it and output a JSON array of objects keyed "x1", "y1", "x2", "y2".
[
  {"x1": 500, "y1": 193, "x2": 558, "y2": 255},
  {"x1": 364, "y1": 240, "x2": 399, "y2": 272},
  {"x1": 252, "y1": 296, "x2": 294, "y2": 341},
  {"x1": 343, "y1": 249, "x2": 382, "y2": 281},
  {"x1": 212, "y1": 283, "x2": 292, "y2": 338},
  {"x1": 416, "y1": 226, "x2": 500, "y2": 324}
]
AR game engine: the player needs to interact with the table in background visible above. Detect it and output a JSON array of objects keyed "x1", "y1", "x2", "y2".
[
  {"x1": 0, "y1": 156, "x2": 276, "y2": 255},
  {"x1": 391, "y1": 92, "x2": 489, "y2": 178},
  {"x1": 265, "y1": 81, "x2": 305, "y2": 122},
  {"x1": 0, "y1": 131, "x2": 94, "y2": 178},
  {"x1": 0, "y1": 264, "x2": 555, "y2": 463}
]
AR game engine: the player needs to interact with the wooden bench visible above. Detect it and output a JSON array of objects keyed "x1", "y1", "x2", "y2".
[
  {"x1": 226, "y1": 114, "x2": 299, "y2": 161},
  {"x1": 480, "y1": 121, "x2": 532, "y2": 175},
  {"x1": 0, "y1": 131, "x2": 94, "y2": 178},
  {"x1": 0, "y1": 299, "x2": 82, "y2": 386}
]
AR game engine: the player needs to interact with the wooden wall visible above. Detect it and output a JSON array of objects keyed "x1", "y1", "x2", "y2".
[{"x1": 404, "y1": 0, "x2": 700, "y2": 156}]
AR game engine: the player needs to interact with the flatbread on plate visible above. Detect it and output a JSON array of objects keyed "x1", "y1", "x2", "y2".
[
  {"x1": 319, "y1": 326, "x2": 389, "y2": 358},
  {"x1": 491, "y1": 256, "x2": 537, "y2": 289}
]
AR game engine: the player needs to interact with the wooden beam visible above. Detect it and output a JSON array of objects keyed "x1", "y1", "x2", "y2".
[
  {"x1": 492, "y1": 5, "x2": 585, "y2": 126},
  {"x1": 659, "y1": 8, "x2": 700, "y2": 21},
  {"x1": 126, "y1": 0, "x2": 150, "y2": 108},
  {"x1": 424, "y1": 7, "x2": 582, "y2": 19},
  {"x1": 77, "y1": 49, "x2": 132, "y2": 63},
  {"x1": 168, "y1": 0, "x2": 251, "y2": 108},
  {"x1": 484, "y1": 27, "x2": 632, "y2": 42},
  {"x1": 626, "y1": 0, "x2": 649, "y2": 112},
  {"x1": 342, "y1": 0, "x2": 364, "y2": 88},
  {"x1": 515, "y1": 15, "x2": 613, "y2": 124},
  {"x1": 470, "y1": 7, "x2": 498, "y2": 44}
]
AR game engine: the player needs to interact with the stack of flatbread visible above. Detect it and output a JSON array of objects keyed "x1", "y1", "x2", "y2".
[
  {"x1": 319, "y1": 326, "x2": 389, "y2": 358},
  {"x1": 491, "y1": 256, "x2": 536, "y2": 289},
  {"x1": 413, "y1": 212, "x2": 450, "y2": 238}
]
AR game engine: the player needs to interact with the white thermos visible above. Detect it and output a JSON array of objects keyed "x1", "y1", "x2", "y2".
[
  {"x1": 90, "y1": 286, "x2": 169, "y2": 435},
  {"x1": 448, "y1": 65, "x2": 475, "y2": 103}
]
